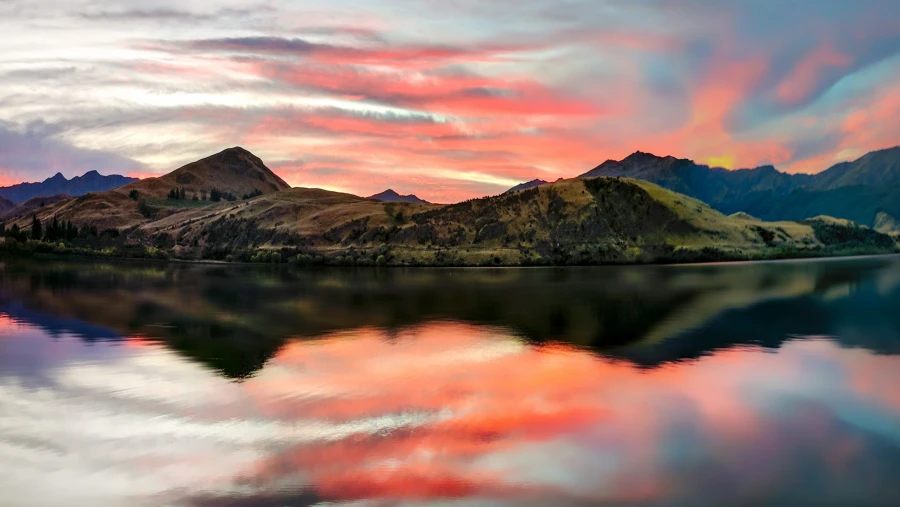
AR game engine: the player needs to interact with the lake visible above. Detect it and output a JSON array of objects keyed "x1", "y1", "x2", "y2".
[{"x1": 1, "y1": 256, "x2": 900, "y2": 507}]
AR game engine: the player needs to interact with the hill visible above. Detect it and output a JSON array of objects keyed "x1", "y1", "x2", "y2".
[
  {"x1": 3, "y1": 149, "x2": 895, "y2": 266},
  {"x1": 369, "y1": 189, "x2": 429, "y2": 204},
  {"x1": 578, "y1": 147, "x2": 900, "y2": 227},
  {"x1": 0, "y1": 170, "x2": 137, "y2": 203}
]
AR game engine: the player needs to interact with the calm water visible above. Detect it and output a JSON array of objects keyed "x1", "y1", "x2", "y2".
[{"x1": 1, "y1": 257, "x2": 900, "y2": 507}]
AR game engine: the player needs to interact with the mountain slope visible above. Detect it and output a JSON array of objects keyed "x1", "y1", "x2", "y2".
[
  {"x1": 809, "y1": 146, "x2": 900, "y2": 190},
  {"x1": 0, "y1": 171, "x2": 138, "y2": 203},
  {"x1": 724, "y1": 182, "x2": 900, "y2": 228},
  {"x1": 369, "y1": 189, "x2": 429, "y2": 204}
]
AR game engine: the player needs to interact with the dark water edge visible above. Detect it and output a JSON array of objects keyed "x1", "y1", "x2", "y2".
[{"x1": 1, "y1": 235, "x2": 897, "y2": 268}]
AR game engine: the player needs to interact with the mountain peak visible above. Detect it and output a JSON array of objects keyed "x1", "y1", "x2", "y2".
[
  {"x1": 48, "y1": 172, "x2": 67, "y2": 182},
  {"x1": 369, "y1": 189, "x2": 429, "y2": 204},
  {"x1": 136, "y1": 146, "x2": 290, "y2": 199},
  {"x1": 624, "y1": 150, "x2": 665, "y2": 162}
]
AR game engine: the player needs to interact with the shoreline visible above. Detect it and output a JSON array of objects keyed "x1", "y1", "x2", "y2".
[{"x1": 5, "y1": 246, "x2": 897, "y2": 269}]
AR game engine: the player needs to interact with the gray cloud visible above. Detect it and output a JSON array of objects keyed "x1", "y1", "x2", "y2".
[{"x1": 0, "y1": 122, "x2": 148, "y2": 181}]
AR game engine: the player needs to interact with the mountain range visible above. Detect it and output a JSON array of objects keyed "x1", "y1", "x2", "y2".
[
  {"x1": 0, "y1": 170, "x2": 138, "y2": 204},
  {"x1": 503, "y1": 146, "x2": 900, "y2": 232},
  {"x1": 577, "y1": 146, "x2": 900, "y2": 231},
  {"x1": 3, "y1": 146, "x2": 895, "y2": 266}
]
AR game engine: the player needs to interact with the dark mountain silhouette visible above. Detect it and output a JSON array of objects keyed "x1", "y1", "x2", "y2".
[
  {"x1": 0, "y1": 170, "x2": 138, "y2": 204},
  {"x1": 0, "y1": 196, "x2": 14, "y2": 213},
  {"x1": 578, "y1": 146, "x2": 900, "y2": 227},
  {"x1": 368, "y1": 189, "x2": 429, "y2": 204}
]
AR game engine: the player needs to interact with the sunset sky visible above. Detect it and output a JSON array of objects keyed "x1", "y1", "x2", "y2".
[{"x1": 1, "y1": 0, "x2": 899, "y2": 202}]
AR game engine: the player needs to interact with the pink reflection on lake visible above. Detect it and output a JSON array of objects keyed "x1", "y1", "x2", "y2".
[{"x1": 214, "y1": 323, "x2": 900, "y2": 506}]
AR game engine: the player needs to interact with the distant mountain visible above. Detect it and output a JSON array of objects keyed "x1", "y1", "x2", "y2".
[
  {"x1": 368, "y1": 189, "x2": 429, "y2": 204},
  {"x1": 579, "y1": 146, "x2": 900, "y2": 227},
  {"x1": 0, "y1": 170, "x2": 138, "y2": 204}
]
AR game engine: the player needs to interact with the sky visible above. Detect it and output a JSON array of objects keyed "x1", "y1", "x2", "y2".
[{"x1": 1, "y1": 0, "x2": 899, "y2": 203}]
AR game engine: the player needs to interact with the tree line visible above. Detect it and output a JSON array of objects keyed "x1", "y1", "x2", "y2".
[
  {"x1": 166, "y1": 187, "x2": 241, "y2": 202},
  {"x1": 1, "y1": 215, "x2": 110, "y2": 243}
]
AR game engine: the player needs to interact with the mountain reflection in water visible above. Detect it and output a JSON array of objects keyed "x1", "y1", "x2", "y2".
[{"x1": 0, "y1": 257, "x2": 899, "y2": 506}]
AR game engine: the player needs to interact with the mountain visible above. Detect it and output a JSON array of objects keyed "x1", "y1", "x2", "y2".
[
  {"x1": 0, "y1": 170, "x2": 138, "y2": 204},
  {"x1": 123, "y1": 146, "x2": 289, "y2": 200},
  {"x1": 579, "y1": 147, "x2": 900, "y2": 227},
  {"x1": 11, "y1": 147, "x2": 291, "y2": 230},
  {"x1": 369, "y1": 189, "x2": 429, "y2": 204}
]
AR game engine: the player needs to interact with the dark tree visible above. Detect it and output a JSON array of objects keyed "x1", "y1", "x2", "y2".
[
  {"x1": 180, "y1": 187, "x2": 186, "y2": 200},
  {"x1": 31, "y1": 215, "x2": 42, "y2": 240},
  {"x1": 47, "y1": 215, "x2": 60, "y2": 241},
  {"x1": 129, "y1": 189, "x2": 140, "y2": 200},
  {"x1": 9, "y1": 224, "x2": 26, "y2": 243},
  {"x1": 210, "y1": 188, "x2": 222, "y2": 202}
]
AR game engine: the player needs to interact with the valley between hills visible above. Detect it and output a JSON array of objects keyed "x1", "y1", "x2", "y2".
[{"x1": 0, "y1": 146, "x2": 898, "y2": 266}]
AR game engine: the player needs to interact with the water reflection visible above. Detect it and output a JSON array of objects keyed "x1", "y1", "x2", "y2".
[{"x1": 0, "y1": 257, "x2": 899, "y2": 505}]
